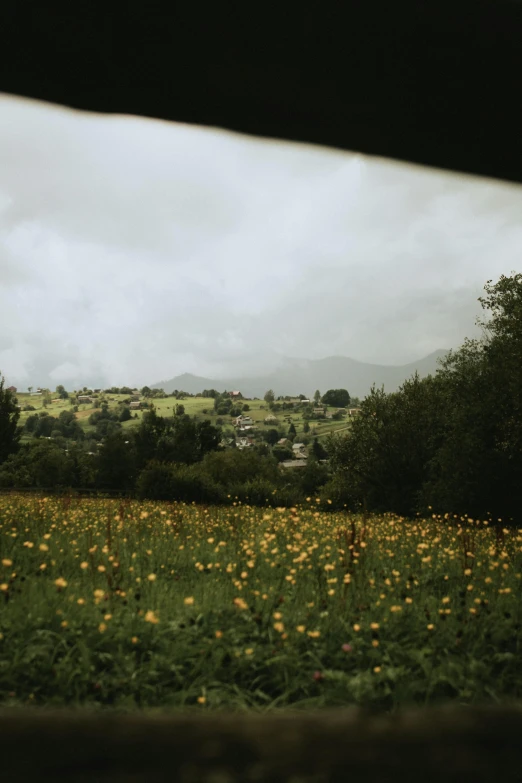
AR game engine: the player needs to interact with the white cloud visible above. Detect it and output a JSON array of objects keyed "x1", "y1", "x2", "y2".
[{"x1": 1, "y1": 93, "x2": 521, "y2": 388}]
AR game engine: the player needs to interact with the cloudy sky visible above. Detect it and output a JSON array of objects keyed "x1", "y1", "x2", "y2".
[{"x1": 1, "y1": 93, "x2": 521, "y2": 390}]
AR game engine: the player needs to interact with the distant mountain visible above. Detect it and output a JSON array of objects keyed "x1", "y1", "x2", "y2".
[{"x1": 151, "y1": 350, "x2": 450, "y2": 399}]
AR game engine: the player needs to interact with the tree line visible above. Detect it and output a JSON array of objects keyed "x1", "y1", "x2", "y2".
[{"x1": 325, "y1": 273, "x2": 522, "y2": 525}]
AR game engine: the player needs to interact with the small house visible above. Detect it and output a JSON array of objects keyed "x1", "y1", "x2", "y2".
[
  {"x1": 7, "y1": 386, "x2": 17, "y2": 393},
  {"x1": 228, "y1": 390, "x2": 242, "y2": 399},
  {"x1": 130, "y1": 401, "x2": 142, "y2": 410},
  {"x1": 77, "y1": 395, "x2": 92, "y2": 404},
  {"x1": 292, "y1": 442, "x2": 308, "y2": 458},
  {"x1": 279, "y1": 459, "x2": 308, "y2": 469}
]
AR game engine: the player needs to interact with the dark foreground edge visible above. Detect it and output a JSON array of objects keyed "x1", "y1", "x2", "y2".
[{"x1": 2, "y1": 704, "x2": 522, "y2": 782}]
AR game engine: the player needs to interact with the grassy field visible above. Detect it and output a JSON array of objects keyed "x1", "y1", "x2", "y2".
[{"x1": 1, "y1": 494, "x2": 521, "y2": 713}]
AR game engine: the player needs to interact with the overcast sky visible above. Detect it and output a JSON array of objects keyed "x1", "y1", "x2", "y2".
[{"x1": 1, "y1": 93, "x2": 521, "y2": 390}]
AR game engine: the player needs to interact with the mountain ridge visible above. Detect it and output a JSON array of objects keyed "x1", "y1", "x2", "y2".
[{"x1": 151, "y1": 350, "x2": 450, "y2": 398}]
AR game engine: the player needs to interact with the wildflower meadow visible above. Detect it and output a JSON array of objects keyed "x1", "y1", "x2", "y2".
[{"x1": 0, "y1": 494, "x2": 521, "y2": 713}]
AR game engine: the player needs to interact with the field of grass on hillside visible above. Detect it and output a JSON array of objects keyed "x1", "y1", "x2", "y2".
[
  {"x1": 1, "y1": 494, "x2": 521, "y2": 713},
  {"x1": 16, "y1": 392, "x2": 353, "y2": 443}
]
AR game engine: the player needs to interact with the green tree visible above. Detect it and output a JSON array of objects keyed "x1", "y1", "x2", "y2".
[
  {"x1": 272, "y1": 444, "x2": 293, "y2": 463},
  {"x1": 95, "y1": 430, "x2": 137, "y2": 490},
  {"x1": 263, "y1": 428, "x2": 280, "y2": 446},
  {"x1": 313, "y1": 389, "x2": 321, "y2": 405},
  {"x1": 0, "y1": 440, "x2": 72, "y2": 488},
  {"x1": 303, "y1": 420, "x2": 310, "y2": 433},
  {"x1": 288, "y1": 422, "x2": 297, "y2": 437},
  {"x1": 311, "y1": 437, "x2": 328, "y2": 461},
  {"x1": 321, "y1": 388, "x2": 350, "y2": 408},
  {"x1": 118, "y1": 406, "x2": 132, "y2": 422},
  {"x1": 326, "y1": 374, "x2": 446, "y2": 516},
  {"x1": 0, "y1": 374, "x2": 22, "y2": 464},
  {"x1": 418, "y1": 273, "x2": 522, "y2": 521},
  {"x1": 264, "y1": 389, "x2": 275, "y2": 404}
]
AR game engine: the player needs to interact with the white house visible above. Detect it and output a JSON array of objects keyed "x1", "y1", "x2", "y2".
[{"x1": 292, "y1": 442, "x2": 308, "y2": 458}]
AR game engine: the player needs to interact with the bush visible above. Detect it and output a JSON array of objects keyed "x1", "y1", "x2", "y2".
[
  {"x1": 136, "y1": 461, "x2": 225, "y2": 504},
  {"x1": 233, "y1": 478, "x2": 277, "y2": 506}
]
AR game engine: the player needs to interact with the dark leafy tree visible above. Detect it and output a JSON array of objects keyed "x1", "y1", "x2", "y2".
[
  {"x1": 0, "y1": 375, "x2": 22, "y2": 464},
  {"x1": 321, "y1": 388, "x2": 350, "y2": 408},
  {"x1": 95, "y1": 430, "x2": 137, "y2": 490}
]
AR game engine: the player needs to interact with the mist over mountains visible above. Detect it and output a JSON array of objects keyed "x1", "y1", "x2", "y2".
[{"x1": 151, "y1": 350, "x2": 449, "y2": 399}]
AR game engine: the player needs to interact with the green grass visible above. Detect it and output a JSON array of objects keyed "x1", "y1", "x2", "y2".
[{"x1": 1, "y1": 495, "x2": 521, "y2": 713}]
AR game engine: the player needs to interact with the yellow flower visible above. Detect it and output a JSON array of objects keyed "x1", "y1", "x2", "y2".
[
  {"x1": 1, "y1": 559, "x2": 12, "y2": 567},
  {"x1": 390, "y1": 606, "x2": 402, "y2": 613},
  {"x1": 0, "y1": 584, "x2": 8, "y2": 592},
  {"x1": 197, "y1": 696, "x2": 206, "y2": 704},
  {"x1": 273, "y1": 611, "x2": 282, "y2": 620},
  {"x1": 307, "y1": 630, "x2": 320, "y2": 638},
  {"x1": 373, "y1": 666, "x2": 381, "y2": 673},
  {"x1": 77, "y1": 598, "x2": 85, "y2": 605},
  {"x1": 54, "y1": 577, "x2": 67, "y2": 589},
  {"x1": 147, "y1": 573, "x2": 157, "y2": 582},
  {"x1": 353, "y1": 624, "x2": 361, "y2": 632},
  {"x1": 80, "y1": 562, "x2": 89, "y2": 570},
  {"x1": 427, "y1": 624, "x2": 435, "y2": 630},
  {"x1": 442, "y1": 597, "x2": 450, "y2": 604},
  {"x1": 245, "y1": 648, "x2": 254, "y2": 655},
  {"x1": 370, "y1": 622, "x2": 380, "y2": 630},
  {"x1": 233, "y1": 597, "x2": 248, "y2": 610},
  {"x1": 372, "y1": 640, "x2": 379, "y2": 647},
  {"x1": 273, "y1": 622, "x2": 285, "y2": 633},
  {"x1": 184, "y1": 596, "x2": 195, "y2": 606},
  {"x1": 215, "y1": 630, "x2": 223, "y2": 639},
  {"x1": 104, "y1": 614, "x2": 112, "y2": 621},
  {"x1": 144, "y1": 610, "x2": 159, "y2": 624},
  {"x1": 94, "y1": 589, "x2": 105, "y2": 599},
  {"x1": 23, "y1": 541, "x2": 34, "y2": 549},
  {"x1": 97, "y1": 565, "x2": 106, "y2": 573},
  {"x1": 39, "y1": 543, "x2": 49, "y2": 552},
  {"x1": 131, "y1": 636, "x2": 139, "y2": 644},
  {"x1": 99, "y1": 623, "x2": 107, "y2": 633},
  {"x1": 296, "y1": 625, "x2": 306, "y2": 633},
  {"x1": 61, "y1": 621, "x2": 68, "y2": 628},
  {"x1": 39, "y1": 564, "x2": 47, "y2": 571}
]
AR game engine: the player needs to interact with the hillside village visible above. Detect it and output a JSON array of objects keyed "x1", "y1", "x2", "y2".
[{"x1": 9, "y1": 384, "x2": 361, "y2": 469}]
